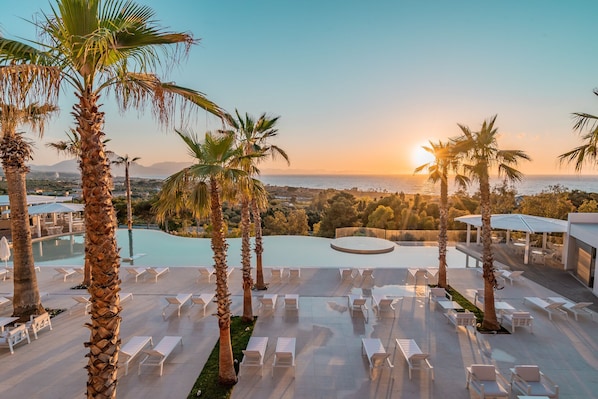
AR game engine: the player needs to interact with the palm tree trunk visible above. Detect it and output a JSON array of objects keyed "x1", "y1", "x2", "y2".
[
  {"x1": 251, "y1": 198, "x2": 267, "y2": 290},
  {"x1": 125, "y1": 162, "x2": 133, "y2": 231},
  {"x1": 1, "y1": 134, "x2": 45, "y2": 321},
  {"x1": 210, "y1": 178, "x2": 237, "y2": 385},
  {"x1": 75, "y1": 90, "x2": 122, "y2": 399},
  {"x1": 240, "y1": 196, "x2": 253, "y2": 322},
  {"x1": 480, "y1": 171, "x2": 499, "y2": 330},
  {"x1": 437, "y1": 172, "x2": 448, "y2": 288}
]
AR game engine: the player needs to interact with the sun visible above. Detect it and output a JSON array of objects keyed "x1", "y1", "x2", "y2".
[{"x1": 411, "y1": 145, "x2": 435, "y2": 168}]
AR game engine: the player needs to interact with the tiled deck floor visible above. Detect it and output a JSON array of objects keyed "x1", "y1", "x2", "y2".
[{"x1": 0, "y1": 266, "x2": 596, "y2": 399}]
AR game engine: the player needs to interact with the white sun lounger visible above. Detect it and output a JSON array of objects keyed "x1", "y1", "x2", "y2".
[
  {"x1": 0, "y1": 324, "x2": 30, "y2": 354},
  {"x1": 70, "y1": 295, "x2": 91, "y2": 315},
  {"x1": 339, "y1": 268, "x2": 354, "y2": 281},
  {"x1": 125, "y1": 267, "x2": 147, "y2": 282},
  {"x1": 197, "y1": 267, "x2": 215, "y2": 283},
  {"x1": 523, "y1": 297, "x2": 568, "y2": 320},
  {"x1": 138, "y1": 336, "x2": 182, "y2": 376},
  {"x1": 502, "y1": 311, "x2": 534, "y2": 333},
  {"x1": 120, "y1": 336, "x2": 153, "y2": 375},
  {"x1": 54, "y1": 267, "x2": 77, "y2": 281},
  {"x1": 241, "y1": 336, "x2": 268, "y2": 376},
  {"x1": 289, "y1": 268, "x2": 300, "y2": 280},
  {"x1": 120, "y1": 292, "x2": 133, "y2": 303},
  {"x1": 146, "y1": 267, "x2": 169, "y2": 283},
  {"x1": 284, "y1": 294, "x2": 299, "y2": 310},
  {"x1": 348, "y1": 294, "x2": 368, "y2": 313},
  {"x1": 361, "y1": 338, "x2": 393, "y2": 380},
  {"x1": 259, "y1": 294, "x2": 278, "y2": 312},
  {"x1": 547, "y1": 296, "x2": 596, "y2": 321},
  {"x1": 162, "y1": 293, "x2": 192, "y2": 318},
  {"x1": 395, "y1": 338, "x2": 434, "y2": 380},
  {"x1": 500, "y1": 270, "x2": 524, "y2": 285},
  {"x1": 191, "y1": 293, "x2": 215, "y2": 316},
  {"x1": 0, "y1": 268, "x2": 8, "y2": 281},
  {"x1": 271, "y1": 268, "x2": 285, "y2": 280},
  {"x1": 17, "y1": 313, "x2": 52, "y2": 340},
  {"x1": 372, "y1": 294, "x2": 401, "y2": 318},
  {"x1": 273, "y1": 337, "x2": 296, "y2": 377}
]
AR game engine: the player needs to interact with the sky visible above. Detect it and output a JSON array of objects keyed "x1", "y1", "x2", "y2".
[{"x1": 2, "y1": 0, "x2": 598, "y2": 175}]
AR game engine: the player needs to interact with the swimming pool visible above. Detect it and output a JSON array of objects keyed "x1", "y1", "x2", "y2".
[{"x1": 30, "y1": 229, "x2": 472, "y2": 269}]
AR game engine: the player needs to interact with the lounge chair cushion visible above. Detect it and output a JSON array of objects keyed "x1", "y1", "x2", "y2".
[
  {"x1": 471, "y1": 364, "x2": 496, "y2": 381},
  {"x1": 515, "y1": 365, "x2": 541, "y2": 382},
  {"x1": 480, "y1": 381, "x2": 507, "y2": 396}
]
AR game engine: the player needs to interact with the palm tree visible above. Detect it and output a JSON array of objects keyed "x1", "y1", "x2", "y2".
[
  {"x1": 453, "y1": 115, "x2": 530, "y2": 331},
  {"x1": 414, "y1": 140, "x2": 467, "y2": 288},
  {"x1": 0, "y1": 102, "x2": 57, "y2": 321},
  {"x1": 0, "y1": 1, "x2": 222, "y2": 396},
  {"x1": 224, "y1": 110, "x2": 289, "y2": 290},
  {"x1": 161, "y1": 130, "x2": 244, "y2": 385},
  {"x1": 559, "y1": 93, "x2": 598, "y2": 171},
  {"x1": 113, "y1": 154, "x2": 140, "y2": 231}
]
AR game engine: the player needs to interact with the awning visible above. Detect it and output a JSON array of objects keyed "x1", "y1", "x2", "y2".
[{"x1": 454, "y1": 214, "x2": 567, "y2": 234}]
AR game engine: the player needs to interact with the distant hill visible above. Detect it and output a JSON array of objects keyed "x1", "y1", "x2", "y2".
[{"x1": 29, "y1": 159, "x2": 192, "y2": 179}]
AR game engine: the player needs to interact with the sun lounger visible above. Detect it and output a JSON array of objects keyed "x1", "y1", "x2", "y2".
[
  {"x1": 138, "y1": 336, "x2": 182, "y2": 376},
  {"x1": 197, "y1": 267, "x2": 215, "y2": 283},
  {"x1": 120, "y1": 336, "x2": 153, "y2": 375},
  {"x1": 191, "y1": 293, "x2": 214, "y2": 316},
  {"x1": 120, "y1": 292, "x2": 133, "y2": 303},
  {"x1": 146, "y1": 267, "x2": 169, "y2": 283},
  {"x1": 271, "y1": 268, "x2": 285, "y2": 280},
  {"x1": 259, "y1": 294, "x2": 278, "y2": 312},
  {"x1": 510, "y1": 365, "x2": 559, "y2": 398},
  {"x1": 348, "y1": 294, "x2": 368, "y2": 313},
  {"x1": 54, "y1": 267, "x2": 77, "y2": 281},
  {"x1": 273, "y1": 337, "x2": 296, "y2": 377},
  {"x1": 371, "y1": 294, "x2": 401, "y2": 318},
  {"x1": 289, "y1": 268, "x2": 300, "y2": 280},
  {"x1": 361, "y1": 338, "x2": 393, "y2": 380},
  {"x1": 339, "y1": 268, "x2": 353, "y2": 281},
  {"x1": 446, "y1": 310, "x2": 477, "y2": 331},
  {"x1": 0, "y1": 268, "x2": 7, "y2": 281},
  {"x1": 523, "y1": 297, "x2": 568, "y2": 320},
  {"x1": 547, "y1": 296, "x2": 595, "y2": 321},
  {"x1": 500, "y1": 270, "x2": 524, "y2": 285},
  {"x1": 0, "y1": 296, "x2": 11, "y2": 311},
  {"x1": 0, "y1": 324, "x2": 30, "y2": 354},
  {"x1": 70, "y1": 295, "x2": 91, "y2": 315},
  {"x1": 162, "y1": 293, "x2": 192, "y2": 318},
  {"x1": 125, "y1": 267, "x2": 147, "y2": 282},
  {"x1": 240, "y1": 336, "x2": 268, "y2": 376},
  {"x1": 17, "y1": 313, "x2": 52, "y2": 340},
  {"x1": 284, "y1": 294, "x2": 299, "y2": 310},
  {"x1": 466, "y1": 364, "x2": 510, "y2": 398},
  {"x1": 502, "y1": 311, "x2": 534, "y2": 333},
  {"x1": 395, "y1": 338, "x2": 434, "y2": 380},
  {"x1": 429, "y1": 287, "x2": 452, "y2": 304}
]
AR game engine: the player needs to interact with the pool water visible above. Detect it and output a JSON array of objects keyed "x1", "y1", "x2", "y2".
[{"x1": 29, "y1": 229, "x2": 472, "y2": 269}]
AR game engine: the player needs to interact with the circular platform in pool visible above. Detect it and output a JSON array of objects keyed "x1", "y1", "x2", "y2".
[{"x1": 330, "y1": 236, "x2": 396, "y2": 254}]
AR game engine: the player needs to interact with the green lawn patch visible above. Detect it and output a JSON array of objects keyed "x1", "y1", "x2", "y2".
[{"x1": 187, "y1": 316, "x2": 256, "y2": 399}]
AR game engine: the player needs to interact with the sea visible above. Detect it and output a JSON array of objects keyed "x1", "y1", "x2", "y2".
[{"x1": 259, "y1": 174, "x2": 598, "y2": 196}]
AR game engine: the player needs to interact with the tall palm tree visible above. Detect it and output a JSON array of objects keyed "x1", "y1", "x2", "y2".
[
  {"x1": 453, "y1": 115, "x2": 530, "y2": 331},
  {"x1": 224, "y1": 110, "x2": 289, "y2": 290},
  {"x1": 0, "y1": 1, "x2": 222, "y2": 396},
  {"x1": 113, "y1": 154, "x2": 140, "y2": 231},
  {"x1": 0, "y1": 102, "x2": 57, "y2": 321},
  {"x1": 47, "y1": 129, "x2": 112, "y2": 287},
  {"x1": 559, "y1": 93, "x2": 598, "y2": 171},
  {"x1": 161, "y1": 130, "x2": 244, "y2": 385},
  {"x1": 414, "y1": 140, "x2": 467, "y2": 288}
]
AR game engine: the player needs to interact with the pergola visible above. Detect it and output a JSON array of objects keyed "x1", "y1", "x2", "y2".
[
  {"x1": 3, "y1": 201, "x2": 84, "y2": 237},
  {"x1": 454, "y1": 214, "x2": 568, "y2": 264}
]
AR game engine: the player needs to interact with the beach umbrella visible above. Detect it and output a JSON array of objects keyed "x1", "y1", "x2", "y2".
[{"x1": 0, "y1": 236, "x2": 10, "y2": 268}]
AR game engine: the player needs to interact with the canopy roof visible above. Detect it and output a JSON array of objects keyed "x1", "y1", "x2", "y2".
[
  {"x1": 454, "y1": 214, "x2": 567, "y2": 234},
  {"x1": 3, "y1": 202, "x2": 84, "y2": 216},
  {"x1": 0, "y1": 195, "x2": 72, "y2": 207}
]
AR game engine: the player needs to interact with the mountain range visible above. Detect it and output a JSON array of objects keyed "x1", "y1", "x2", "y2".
[{"x1": 30, "y1": 159, "x2": 192, "y2": 179}]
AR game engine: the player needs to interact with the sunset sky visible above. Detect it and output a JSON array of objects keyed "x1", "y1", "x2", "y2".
[{"x1": 3, "y1": 1, "x2": 598, "y2": 175}]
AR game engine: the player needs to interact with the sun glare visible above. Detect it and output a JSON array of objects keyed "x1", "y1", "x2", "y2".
[{"x1": 411, "y1": 145, "x2": 435, "y2": 168}]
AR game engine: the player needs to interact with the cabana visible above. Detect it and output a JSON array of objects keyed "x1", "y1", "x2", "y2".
[
  {"x1": 454, "y1": 214, "x2": 567, "y2": 264},
  {"x1": 2, "y1": 199, "x2": 84, "y2": 237}
]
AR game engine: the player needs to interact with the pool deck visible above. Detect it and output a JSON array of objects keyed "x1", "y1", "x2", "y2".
[{"x1": 0, "y1": 263, "x2": 596, "y2": 399}]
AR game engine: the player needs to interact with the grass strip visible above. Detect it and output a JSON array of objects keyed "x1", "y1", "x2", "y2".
[{"x1": 187, "y1": 316, "x2": 256, "y2": 399}]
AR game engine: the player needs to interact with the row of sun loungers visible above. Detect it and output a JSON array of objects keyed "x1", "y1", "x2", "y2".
[
  {"x1": 240, "y1": 336, "x2": 296, "y2": 377},
  {"x1": 466, "y1": 363, "x2": 559, "y2": 398}
]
